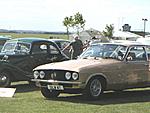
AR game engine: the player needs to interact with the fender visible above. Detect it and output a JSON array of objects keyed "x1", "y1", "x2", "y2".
[
  {"x1": 0, "y1": 61, "x2": 32, "y2": 81},
  {"x1": 85, "y1": 73, "x2": 107, "y2": 88}
]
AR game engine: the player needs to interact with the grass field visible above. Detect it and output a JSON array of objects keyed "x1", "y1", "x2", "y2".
[
  {"x1": 0, "y1": 33, "x2": 68, "y2": 39},
  {"x1": 0, "y1": 82, "x2": 150, "y2": 113}
]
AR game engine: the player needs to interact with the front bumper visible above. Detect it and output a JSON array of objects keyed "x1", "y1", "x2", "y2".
[{"x1": 31, "y1": 79, "x2": 84, "y2": 89}]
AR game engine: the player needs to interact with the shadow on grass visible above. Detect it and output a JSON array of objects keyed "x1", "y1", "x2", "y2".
[
  {"x1": 10, "y1": 83, "x2": 39, "y2": 93},
  {"x1": 8, "y1": 82, "x2": 150, "y2": 105},
  {"x1": 47, "y1": 89, "x2": 150, "y2": 105}
]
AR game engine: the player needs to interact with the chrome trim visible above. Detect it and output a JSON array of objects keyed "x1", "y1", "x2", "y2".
[{"x1": 31, "y1": 79, "x2": 82, "y2": 85}]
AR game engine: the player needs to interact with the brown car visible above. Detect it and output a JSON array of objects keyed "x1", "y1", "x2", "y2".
[{"x1": 32, "y1": 42, "x2": 150, "y2": 100}]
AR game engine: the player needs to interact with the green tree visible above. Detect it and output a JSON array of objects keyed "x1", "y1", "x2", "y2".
[
  {"x1": 72, "y1": 12, "x2": 86, "y2": 35},
  {"x1": 63, "y1": 16, "x2": 73, "y2": 39},
  {"x1": 63, "y1": 12, "x2": 86, "y2": 37},
  {"x1": 102, "y1": 24, "x2": 114, "y2": 39}
]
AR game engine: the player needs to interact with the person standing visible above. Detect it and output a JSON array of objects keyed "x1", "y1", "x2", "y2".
[{"x1": 63, "y1": 36, "x2": 83, "y2": 59}]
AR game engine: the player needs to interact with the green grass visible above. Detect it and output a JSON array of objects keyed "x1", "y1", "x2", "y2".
[
  {"x1": 0, "y1": 82, "x2": 150, "y2": 113},
  {"x1": 0, "y1": 33, "x2": 68, "y2": 39}
]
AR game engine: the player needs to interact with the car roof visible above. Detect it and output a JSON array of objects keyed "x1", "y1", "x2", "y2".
[
  {"x1": 136, "y1": 37, "x2": 150, "y2": 46},
  {"x1": 48, "y1": 39, "x2": 70, "y2": 42},
  {"x1": 0, "y1": 36, "x2": 11, "y2": 40},
  {"x1": 6, "y1": 37, "x2": 52, "y2": 43},
  {"x1": 92, "y1": 41, "x2": 147, "y2": 47}
]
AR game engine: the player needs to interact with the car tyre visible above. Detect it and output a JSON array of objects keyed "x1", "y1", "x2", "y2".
[
  {"x1": 41, "y1": 87, "x2": 60, "y2": 99},
  {"x1": 83, "y1": 77, "x2": 103, "y2": 100},
  {"x1": 0, "y1": 71, "x2": 11, "y2": 87}
]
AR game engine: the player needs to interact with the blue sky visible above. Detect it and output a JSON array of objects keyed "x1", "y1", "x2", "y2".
[{"x1": 0, "y1": 0, "x2": 150, "y2": 32}]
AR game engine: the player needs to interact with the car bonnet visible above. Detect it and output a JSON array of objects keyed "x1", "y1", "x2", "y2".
[{"x1": 33, "y1": 58, "x2": 118, "y2": 72}]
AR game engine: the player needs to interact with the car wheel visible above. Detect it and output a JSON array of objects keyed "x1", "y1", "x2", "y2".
[
  {"x1": 0, "y1": 71, "x2": 11, "y2": 87},
  {"x1": 84, "y1": 77, "x2": 103, "y2": 100},
  {"x1": 41, "y1": 87, "x2": 60, "y2": 99}
]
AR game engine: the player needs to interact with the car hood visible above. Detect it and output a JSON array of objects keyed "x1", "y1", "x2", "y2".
[{"x1": 34, "y1": 58, "x2": 120, "y2": 72}]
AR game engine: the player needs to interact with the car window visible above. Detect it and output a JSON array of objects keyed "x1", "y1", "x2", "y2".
[
  {"x1": 0, "y1": 40, "x2": 6, "y2": 51},
  {"x1": 79, "y1": 44, "x2": 126, "y2": 59},
  {"x1": 49, "y1": 45, "x2": 59, "y2": 54},
  {"x1": 32, "y1": 43, "x2": 48, "y2": 54},
  {"x1": 60, "y1": 41, "x2": 70, "y2": 49},
  {"x1": 127, "y1": 46, "x2": 147, "y2": 61},
  {"x1": 55, "y1": 41, "x2": 70, "y2": 50},
  {"x1": 1, "y1": 42, "x2": 16, "y2": 52},
  {"x1": 1, "y1": 42, "x2": 30, "y2": 55},
  {"x1": 15, "y1": 43, "x2": 30, "y2": 54}
]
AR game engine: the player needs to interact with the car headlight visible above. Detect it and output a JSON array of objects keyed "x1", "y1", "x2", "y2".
[
  {"x1": 72, "y1": 72, "x2": 79, "y2": 80},
  {"x1": 33, "y1": 71, "x2": 39, "y2": 79},
  {"x1": 65, "y1": 72, "x2": 71, "y2": 80},
  {"x1": 40, "y1": 71, "x2": 45, "y2": 78}
]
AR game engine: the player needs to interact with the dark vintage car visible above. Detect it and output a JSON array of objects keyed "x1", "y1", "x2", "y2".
[
  {"x1": 0, "y1": 36, "x2": 11, "y2": 51},
  {"x1": 49, "y1": 39, "x2": 71, "y2": 57},
  {"x1": 32, "y1": 42, "x2": 150, "y2": 100},
  {"x1": 0, "y1": 37, "x2": 69, "y2": 87}
]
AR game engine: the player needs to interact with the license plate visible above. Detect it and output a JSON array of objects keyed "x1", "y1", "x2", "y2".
[{"x1": 47, "y1": 85, "x2": 64, "y2": 90}]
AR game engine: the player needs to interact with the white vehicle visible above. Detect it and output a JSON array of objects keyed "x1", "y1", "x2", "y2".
[{"x1": 136, "y1": 38, "x2": 150, "y2": 45}]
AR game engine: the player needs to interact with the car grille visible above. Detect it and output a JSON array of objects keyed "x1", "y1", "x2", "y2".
[{"x1": 42, "y1": 70, "x2": 66, "y2": 81}]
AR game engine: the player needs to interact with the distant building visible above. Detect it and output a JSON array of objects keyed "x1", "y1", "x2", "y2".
[
  {"x1": 113, "y1": 30, "x2": 142, "y2": 41},
  {"x1": 130, "y1": 31, "x2": 144, "y2": 36},
  {"x1": 122, "y1": 23, "x2": 150, "y2": 37},
  {"x1": 122, "y1": 24, "x2": 131, "y2": 32},
  {"x1": 69, "y1": 28, "x2": 103, "y2": 42}
]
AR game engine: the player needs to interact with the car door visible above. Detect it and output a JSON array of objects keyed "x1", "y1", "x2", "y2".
[
  {"x1": 124, "y1": 46, "x2": 149, "y2": 87},
  {"x1": 56, "y1": 41, "x2": 70, "y2": 57},
  {"x1": 30, "y1": 41, "x2": 66, "y2": 67},
  {"x1": 5, "y1": 42, "x2": 32, "y2": 75},
  {"x1": 28, "y1": 41, "x2": 50, "y2": 71},
  {"x1": 48, "y1": 42, "x2": 66, "y2": 62}
]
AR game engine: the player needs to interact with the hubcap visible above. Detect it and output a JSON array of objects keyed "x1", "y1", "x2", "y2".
[
  {"x1": 90, "y1": 79, "x2": 102, "y2": 97},
  {"x1": 0, "y1": 73, "x2": 8, "y2": 86}
]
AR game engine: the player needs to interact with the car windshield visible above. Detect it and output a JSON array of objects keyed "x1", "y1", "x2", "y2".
[
  {"x1": 79, "y1": 44, "x2": 127, "y2": 60},
  {"x1": 1, "y1": 41, "x2": 31, "y2": 55}
]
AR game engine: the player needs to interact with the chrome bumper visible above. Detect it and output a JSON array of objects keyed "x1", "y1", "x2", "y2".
[
  {"x1": 31, "y1": 79, "x2": 84, "y2": 89},
  {"x1": 31, "y1": 79, "x2": 82, "y2": 85}
]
